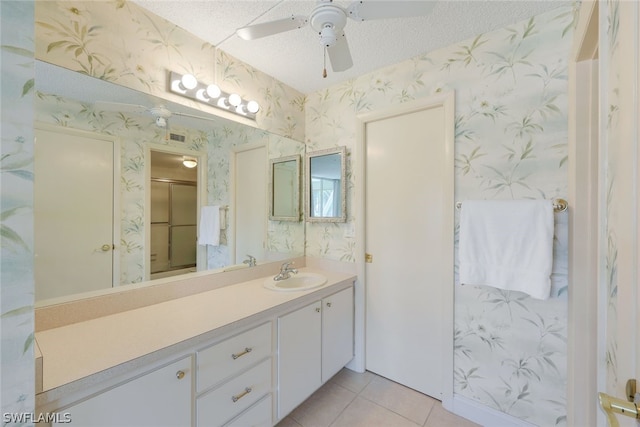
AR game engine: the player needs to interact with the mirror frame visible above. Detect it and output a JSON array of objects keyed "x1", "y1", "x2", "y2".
[
  {"x1": 269, "y1": 154, "x2": 301, "y2": 222},
  {"x1": 305, "y1": 146, "x2": 347, "y2": 223}
]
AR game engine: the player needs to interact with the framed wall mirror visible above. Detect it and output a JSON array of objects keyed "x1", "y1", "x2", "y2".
[
  {"x1": 305, "y1": 146, "x2": 347, "y2": 223},
  {"x1": 269, "y1": 154, "x2": 301, "y2": 221}
]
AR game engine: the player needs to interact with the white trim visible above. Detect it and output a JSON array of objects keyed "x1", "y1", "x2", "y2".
[
  {"x1": 448, "y1": 394, "x2": 537, "y2": 427},
  {"x1": 566, "y1": 1, "x2": 600, "y2": 425},
  {"x1": 353, "y1": 91, "x2": 455, "y2": 398}
]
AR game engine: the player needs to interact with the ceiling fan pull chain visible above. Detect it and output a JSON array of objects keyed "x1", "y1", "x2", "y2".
[{"x1": 323, "y1": 47, "x2": 328, "y2": 78}]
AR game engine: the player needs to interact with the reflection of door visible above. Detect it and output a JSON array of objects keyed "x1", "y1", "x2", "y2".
[
  {"x1": 361, "y1": 96, "x2": 453, "y2": 399},
  {"x1": 34, "y1": 125, "x2": 116, "y2": 300},
  {"x1": 233, "y1": 144, "x2": 267, "y2": 264}
]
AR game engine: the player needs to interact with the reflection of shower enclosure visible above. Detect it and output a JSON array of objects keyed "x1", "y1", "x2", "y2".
[{"x1": 150, "y1": 179, "x2": 197, "y2": 273}]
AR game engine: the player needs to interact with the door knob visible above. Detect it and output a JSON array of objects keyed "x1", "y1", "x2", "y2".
[
  {"x1": 598, "y1": 392, "x2": 638, "y2": 427},
  {"x1": 101, "y1": 244, "x2": 112, "y2": 252}
]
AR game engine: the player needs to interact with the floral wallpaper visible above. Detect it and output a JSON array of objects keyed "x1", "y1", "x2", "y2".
[
  {"x1": 1, "y1": 0, "x2": 36, "y2": 420},
  {"x1": 304, "y1": 6, "x2": 575, "y2": 426},
  {"x1": 34, "y1": 1, "x2": 306, "y2": 143}
]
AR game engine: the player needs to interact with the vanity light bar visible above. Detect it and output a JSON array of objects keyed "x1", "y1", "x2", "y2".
[{"x1": 168, "y1": 71, "x2": 259, "y2": 120}]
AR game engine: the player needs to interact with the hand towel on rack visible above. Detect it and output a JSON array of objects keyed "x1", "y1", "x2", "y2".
[
  {"x1": 198, "y1": 206, "x2": 220, "y2": 246},
  {"x1": 459, "y1": 199, "x2": 554, "y2": 300}
]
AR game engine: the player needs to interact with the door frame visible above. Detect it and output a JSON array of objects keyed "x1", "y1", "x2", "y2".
[
  {"x1": 145, "y1": 143, "x2": 207, "y2": 277},
  {"x1": 567, "y1": 1, "x2": 602, "y2": 426},
  {"x1": 35, "y1": 122, "x2": 121, "y2": 289},
  {"x1": 354, "y1": 92, "x2": 455, "y2": 405}
]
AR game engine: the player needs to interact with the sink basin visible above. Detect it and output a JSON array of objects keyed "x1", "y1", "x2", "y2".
[{"x1": 263, "y1": 272, "x2": 327, "y2": 292}]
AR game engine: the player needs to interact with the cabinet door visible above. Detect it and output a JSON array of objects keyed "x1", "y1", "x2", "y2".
[
  {"x1": 322, "y1": 287, "x2": 354, "y2": 383},
  {"x1": 277, "y1": 301, "x2": 322, "y2": 418},
  {"x1": 55, "y1": 357, "x2": 192, "y2": 427}
]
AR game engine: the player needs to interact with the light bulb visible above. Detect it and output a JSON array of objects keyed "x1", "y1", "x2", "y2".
[
  {"x1": 180, "y1": 74, "x2": 198, "y2": 90},
  {"x1": 217, "y1": 97, "x2": 230, "y2": 109},
  {"x1": 206, "y1": 84, "x2": 221, "y2": 99},
  {"x1": 228, "y1": 93, "x2": 242, "y2": 107},
  {"x1": 246, "y1": 100, "x2": 260, "y2": 114}
]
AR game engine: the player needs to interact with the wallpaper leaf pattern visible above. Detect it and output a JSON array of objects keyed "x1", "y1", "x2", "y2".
[
  {"x1": 304, "y1": 6, "x2": 574, "y2": 425},
  {"x1": 1, "y1": 1, "x2": 35, "y2": 419},
  {"x1": 35, "y1": 1, "x2": 305, "y2": 142}
]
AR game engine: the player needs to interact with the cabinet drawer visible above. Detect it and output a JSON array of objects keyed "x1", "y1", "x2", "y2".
[
  {"x1": 224, "y1": 394, "x2": 272, "y2": 427},
  {"x1": 197, "y1": 358, "x2": 271, "y2": 427},
  {"x1": 197, "y1": 322, "x2": 271, "y2": 392}
]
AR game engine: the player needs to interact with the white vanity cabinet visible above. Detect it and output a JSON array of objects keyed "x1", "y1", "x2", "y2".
[
  {"x1": 53, "y1": 357, "x2": 192, "y2": 427},
  {"x1": 196, "y1": 322, "x2": 273, "y2": 426},
  {"x1": 277, "y1": 287, "x2": 354, "y2": 419}
]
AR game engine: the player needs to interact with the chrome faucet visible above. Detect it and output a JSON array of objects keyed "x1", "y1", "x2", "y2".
[
  {"x1": 243, "y1": 254, "x2": 257, "y2": 267},
  {"x1": 274, "y1": 261, "x2": 298, "y2": 281}
]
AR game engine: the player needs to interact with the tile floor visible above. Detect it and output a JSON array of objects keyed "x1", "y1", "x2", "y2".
[{"x1": 276, "y1": 369, "x2": 480, "y2": 427}]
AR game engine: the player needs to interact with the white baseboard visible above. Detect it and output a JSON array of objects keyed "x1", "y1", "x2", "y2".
[{"x1": 445, "y1": 394, "x2": 538, "y2": 427}]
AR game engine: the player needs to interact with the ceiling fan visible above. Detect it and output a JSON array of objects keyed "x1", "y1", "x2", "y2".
[
  {"x1": 94, "y1": 101, "x2": 217, "y2": 130},
  {"x1": 236, "y1": 0, "x2": 436, "y2": 76}
]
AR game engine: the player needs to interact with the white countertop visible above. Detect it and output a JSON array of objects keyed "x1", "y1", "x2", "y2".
[{"x1": 35, "y1": 268, "x2": 355, "y2": 393}]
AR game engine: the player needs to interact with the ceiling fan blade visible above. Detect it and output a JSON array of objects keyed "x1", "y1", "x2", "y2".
[
  {"x1": 327, "y1": 32, "x2": 353, "y2": 72},
  {"x1": 94, "y1": 101, "x2": 149, "y2": 115},
  {"x1": 236, "y1": 15, "x2": 308, "y2": 40},
  {"x1": 347, "y1": 1, "x2": 435, "y2": 21}
]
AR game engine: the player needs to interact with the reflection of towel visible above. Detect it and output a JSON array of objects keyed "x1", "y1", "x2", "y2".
[
  {"x1": 198, "y1": 206, "x2": 220, "y2": 246},
  {"x1": 459, "y1": 200, "x2": 554, "y2": 300}
]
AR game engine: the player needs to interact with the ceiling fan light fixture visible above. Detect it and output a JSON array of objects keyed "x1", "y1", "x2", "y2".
[
  {"x1": 182, "y1": 156, "x2": 197, "y2": 168},
  {"x1": 319, "y1": 25, "x2": 337, "y2": 47},
  {"x1": 155, "y1": 116, "x2": 167, "y2": 128}
]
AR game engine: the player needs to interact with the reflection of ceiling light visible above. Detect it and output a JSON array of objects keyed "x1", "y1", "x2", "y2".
[
  {"x1": 182, "y1": 156, "x2": 197, "y2": 168},
  {"x1": 168, "y1": 71, "x2": 259, "y2": 120}
]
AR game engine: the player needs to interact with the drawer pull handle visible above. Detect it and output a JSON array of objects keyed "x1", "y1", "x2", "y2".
[
  {"x1": 231, "y1": 347, "x2": 252, "y2": 360},
  {"x1": 176, "y1": 370, "x2": 185, "y2": 380},
  {"x1": 231, "y1": 387, "x2": 252, "y2": 403}
]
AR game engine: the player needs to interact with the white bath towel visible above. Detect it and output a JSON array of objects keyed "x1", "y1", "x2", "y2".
[
  {"x1": 198, "y1": 206, "x2": 220, "y2": 246},
  {"x1": 458, "y1": 199, "x2": 554, "y2": 300}
]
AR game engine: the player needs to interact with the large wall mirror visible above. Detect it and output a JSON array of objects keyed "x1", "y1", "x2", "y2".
[
  {"x1": 34, "y1": 60, "x2": 305, "y2": 304},
  {"x1": 305, "y1": 146, "x2": 347, "y2": 223},
  {"x1": 269, "y1": 155, "x2": 301, "y2": 221}
]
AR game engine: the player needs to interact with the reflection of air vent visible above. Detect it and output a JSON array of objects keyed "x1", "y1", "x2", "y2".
[{"x1": 169, "y1": 133, "x2": 186, "y2": 143}]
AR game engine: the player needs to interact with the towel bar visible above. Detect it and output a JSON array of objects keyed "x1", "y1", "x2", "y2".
[{"x1": 455, "y1": 198, "x2": 568, "y2": 213}]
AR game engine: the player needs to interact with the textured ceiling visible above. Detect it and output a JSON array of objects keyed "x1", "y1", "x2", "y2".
[{"x1": 132, "y1": 0, "x2": 569, "y2": 94}]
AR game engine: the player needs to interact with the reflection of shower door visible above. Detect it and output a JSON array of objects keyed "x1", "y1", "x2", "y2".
[{"x1": 150, "y1": 180, "x2": 197, "y2": 273}]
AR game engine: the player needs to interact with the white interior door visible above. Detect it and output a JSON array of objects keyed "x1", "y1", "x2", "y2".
[
  {"x1": 34, "y1": 125, "x2": 116, "y2": 300},
  {"x1": 363, "y1": 96, "x2": 454, "y2": 399},
  {"x1": 233, "y1": 144, "x2": 267, "y2": 264}
]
